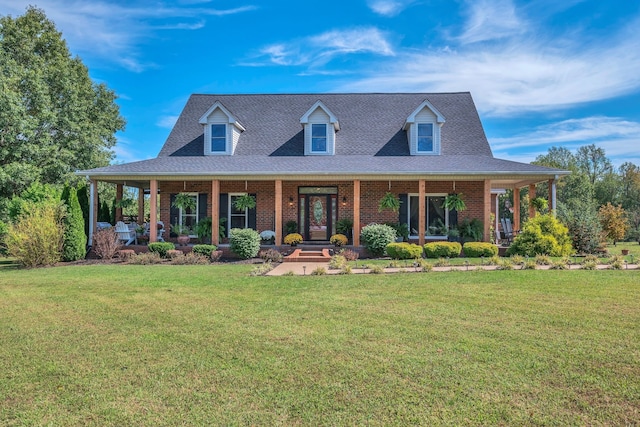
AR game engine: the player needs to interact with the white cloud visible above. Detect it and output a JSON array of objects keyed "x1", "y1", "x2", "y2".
[
  {"x1": 157, "y1": 115, "x2": 180, "y2": 129},
  {"x1": 457, "y1": 0, "x2": 525, "y2": 44},
  {"x1": 248, "y1": 27, "x2": 394, "y2": 69},
  {"x1": 340, "y1": 14, "x2": 640, "y2": 115},
  {"x1": 367, "y1": 0, "x2": 415, "y2": 17},
  {"x1": 490, "y1": 116, "x2": 640, "y2": 166},
  {"x1": 0, "y1": 0, "x2": 255, "y2": 72}
]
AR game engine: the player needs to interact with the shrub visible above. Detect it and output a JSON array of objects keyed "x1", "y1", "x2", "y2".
[
  {"x1": 598, "y1": 203, "x2": 629, "y2": 245},
  {"x1": 192, "y1": 244, "x2": 217, "y2": 257},
  {"x1": 128, "y1": 252, "x2": 163, "y2": 265},
  {"x1": 60, "y1": 185, "x2": 87, "y2": 262},
  {"x1": 171, "y1": 252, "x2": 209, "y2": 265},
  {"x1": 310, "y1": 266, "x2": 327, "y2": 275},
  {"x1": 507, "y1": 214, "x2": 572, "y2": 257},
  {"x1": 463, "y1": 242, "x2": 498, "y2": 258},
  {"x1": 148, "y1": 242, "x2": 176, "y2": 258},
  {"x1": 360, "y1": 223, "x2": 397, "y2": 256},
  {"x1": 423, "y1": 241, "x2": 462, "y2": 258},
  {"x1": 497, "y1": 258, "x2": 514, "y2": 270},
  {"x1": 558, "y1": 204, "x2": 604, "y2": 254},
  {"x1": 166, "y1": 249, "x2": 183, "y2": 259},
  {"x1": 433, "y1": 257, "x2": 450, "y2": 267},
  {"x1": 283, "y1": 233, "x2": 303, "y2": 245},
  {"x1": 250, "y1": 261, "x2": 274, "y2": 276},
  {"x1": 339, "y1": 265, "x2": 352, "y2": 275},
  {"x1": 522, "y1": 259, "x2": 537, "y2": 270},
  {"x1": 0, "y1": 220, "x2": 8, "y2": 256},
  {"x1": 210, "y1": 250, "x2": 223, "y2": 262},
  {"x1": 550, "y1": 258, "x2": 569, "y2": 270},
  {"x1": 117, "y1": 249, "x2": 135, "y2": 261},
  {"x1": 583, "y1": 254, "x2": 600, "y2": 264},
  {"x1": 92, "y1": 228, "x2": 120, "y2": 260},
  {"x1": 535, "y1": 254, "x2": 551, "y2": 265},
  {"x1": 5, "y1": 200, "x2": 65, "y2": 267},
  {"x1": 386, "y1": 242, "x2": 423, "y2": 259},
  {"x1": 339, "y1": 248, "x2": 359, "y2": 261},
  {"x1": 458, "y1": 218, "x2": 483, "y2": 242},
  {"x1": 329, "y1": 234, "x2": 348, "y2": 247},
  {"x1": 369, "y1": 265, "x2": 384, "y2": 274},
  {"x1": 229, "y1": 228, "x2": 261, "y2": 259},
  {"x1": 259, "y1": 248, "x2": 283, "y2": 262},
  {"x1": 581, "y1": 260, "x2": 598, "y2": 270},
  {"x1": 329, "y1": 254, "x2": 347, "y2": 269}
]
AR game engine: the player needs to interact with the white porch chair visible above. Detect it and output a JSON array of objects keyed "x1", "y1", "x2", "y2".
[{"x1": 115, "y1": 221, "x2": 136, "y2": 246}]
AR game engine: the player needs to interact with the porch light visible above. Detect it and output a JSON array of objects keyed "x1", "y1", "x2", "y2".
[
  {"x1": 289, "y1": 196, "x2": 294, "y2": 207},
  {"x1": 342, "y1": 196, "x2": 347, "y2": 206}
]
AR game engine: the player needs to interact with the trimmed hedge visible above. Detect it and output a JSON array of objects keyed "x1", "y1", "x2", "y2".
[
  {"x1": 192, "y1": 244, "x2": 217, "y2": 257},
  {"x1": 423, "y1": 241, "x2": 462, "y2": 258},
  {"x1": 463, "y1": 242, "x2": 498, "y2": 257},
  {"x1": 386, "y1": 242, "x2": 423, "y2": 259},
  {"x1": 148, "y1": 242, "x2": 176, "y2": 258},
  {"x1": 230, "y1": 228, "x2": 261, "y2": 259},
  {"x1": 360, "y1": 223, "x2": 397, "y2": 256}
]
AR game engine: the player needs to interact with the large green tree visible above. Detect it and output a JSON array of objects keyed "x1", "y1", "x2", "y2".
[{"x1": 0, "y1": 7, "x2": 125, "y2": 199}]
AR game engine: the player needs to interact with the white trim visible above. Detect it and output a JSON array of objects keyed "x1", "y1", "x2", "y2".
[
  {"x1": 200, "y1": 101, "x2": 245, "y2": 156},
  {"x1": 228, "y1": 193, "x2": 249, "y2": 230},
  {"x1": 300, "y1": 100, "x2": 339, "y2": 131},
  {"x1": 404, "y1": 99, "x2": 446, "y2": 127},
  {"x1": 199, "y1": 101, "x2": 245, "y2": 131},
  {"x1": 407, "y1": 193, "x2": 449, "y2": 238}
]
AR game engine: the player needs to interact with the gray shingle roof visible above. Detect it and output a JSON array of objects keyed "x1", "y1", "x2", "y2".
[{"x1": 79, "y1": 93, "x2": 568, "y2": 179}]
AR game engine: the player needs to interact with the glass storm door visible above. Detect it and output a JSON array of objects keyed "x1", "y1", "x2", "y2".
[{"x1": 307, "y1": 195, "x2": 334, "y2": 241}]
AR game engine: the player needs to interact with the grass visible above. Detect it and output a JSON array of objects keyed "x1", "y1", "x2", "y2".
[{"x1": 1, "y1": 264, "x2": 639, "y2": 425}]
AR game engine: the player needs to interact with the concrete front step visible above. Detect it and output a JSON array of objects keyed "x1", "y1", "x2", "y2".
[{"x1": 283, "y1": 248, "x2": 332, "y2": 262}]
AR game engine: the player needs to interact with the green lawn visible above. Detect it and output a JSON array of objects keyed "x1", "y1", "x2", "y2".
[{"x1": 1, "y1": 265, "x2": 639, "y2": 425}]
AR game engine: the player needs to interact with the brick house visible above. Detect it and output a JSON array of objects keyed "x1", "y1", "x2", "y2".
[{"x1": 78, "y1": 93, "x2": 568, "y2": 247}]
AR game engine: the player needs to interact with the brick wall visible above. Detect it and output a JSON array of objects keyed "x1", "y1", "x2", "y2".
[{"x1": 157, "y1": 179, "x2": 489, "y2": 239}]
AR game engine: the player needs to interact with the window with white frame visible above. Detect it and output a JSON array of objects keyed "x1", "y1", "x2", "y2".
[
  {"x1": 229, "y1": 194, "x2": 249, "y2": 229},
  {"x1": 210, "y1": 124, "x2": 226, "y2": 152},
  {"x1": 407, "y1": 194, "x2": 448, "y2": 237},
  {"x1": 311, "y1": 123, "x2": 327, "y2": 153},
  {"x1": 417, "y1": 123, "x2": 434, "y2": 152},
  {"x1": 178, "y1": 193, "x2": 198, "y2": 236}
]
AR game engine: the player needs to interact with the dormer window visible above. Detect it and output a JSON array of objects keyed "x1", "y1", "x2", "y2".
[
  {"x1": 311, "y1": 124, "x2": 327, "y2": 153},
  {"x1": 300, "y1": 101, "x2": 339, "y2": 156},
  {"x1": 210, "y1": 124, "x2": 226, "y2": 152},
  {"x1": 417, "y1": 123, "x2": 434, "y2": 152},
  {"x1": 404, "y1": 99, "x2": 445, "y2": 156},
  {"x1": 199, "y1": 101, "x2": 245, "y2": 156}
]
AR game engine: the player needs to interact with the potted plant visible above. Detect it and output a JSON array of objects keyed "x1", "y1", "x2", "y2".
[
  {"x1": 378, "y1": 192, "x2": 401, "y2": 213},
  {"x1": 172, "y1": 192, "x2": 197, "y2": 212},
  {"x1": 285, "y1": 220, "x2": 298, "y2": 234},
  {"x1": 336, "y1": 218, "x2": 354, "y2": 242},
  {"x1": 260, "y1": 230, "x2": 276, "y2": 245},
  {"x1": 172, "y1": 224, "x2": 192, "y2": 246},
  {"x1": 233, "y1": 194, "x2": 256, "y2": 211},
  {"x1": 195, "y1": 217, "x2": 212, "y2": 244},
  {"x1": 330, "y1": 234, "x2": 348, "y2": 247},
  {"x1": 443, "y1": 193, "x2": 466, "y2": 212},
  {"x1": 284, "y1": 233, "x2": 303, "y2": 246},
  {"x1": 447, "y1": 228, "x2": 460, "y2": 242}
]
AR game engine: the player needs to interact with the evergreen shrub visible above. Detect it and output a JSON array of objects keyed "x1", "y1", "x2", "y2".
[
  {"x1": 423, "y1": 241, "x2": 462, "y2": 258},
  {"x1": 462, "y1": 242, "x2": 498, "y2": 258},
  {"x1": 385, "y1": 242, "x2": 423, "y2": 259},
  {"x1": 360, "y1": 223, "x2": 397, "y2": 256},
  {"x1": 229, "y1": 228, "x2": 261, "y2": 259}
]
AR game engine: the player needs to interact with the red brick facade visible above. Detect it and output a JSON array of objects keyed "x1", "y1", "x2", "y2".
[{"x1": 157, "y1": 179, "x2": 493, "y2": 243}]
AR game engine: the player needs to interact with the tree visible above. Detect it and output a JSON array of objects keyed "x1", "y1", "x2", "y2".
[
  {"x1": 575, "y1": 144, "x2": 612, "y2": 186},
  {"x1": 0, "y1": 7, "x2": 125, "y2": 199},
  {"x1": 598, "y1": 203, "x2": 628, "y2": 245},
  {"x1": 61, "y1": 184, "x2": 86, "y2": 261},
  {"x1": 533, "y1": 146, "x2": 577, "y2": 171}
]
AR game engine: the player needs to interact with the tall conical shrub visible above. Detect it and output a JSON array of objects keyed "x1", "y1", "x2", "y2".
[
  {"x1": 76, "y1": 183, "x2": 90, "y2": 240},
  {"x1": 61, "y1": 185, "x2": 87, "y2": 261}
]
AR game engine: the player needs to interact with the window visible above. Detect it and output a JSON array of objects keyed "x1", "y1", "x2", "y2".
[
  {"x1": 229, "y1": 194, "x2": 248, "y2": 229},
  {"x1": 210, "y1": 124, "x2": 226, "y2": 152},
  {"x1": 178, "y1": 193, "x2": 198, "y2": 236},
  {"x1": 311, "y1": 124, "x2": 327, "y2": 153},
  {"x1": 417, "y1": 123, "x2": 434, "y2": 152},
  {"x1": 408, "y1": 194, "x2": 448, "y2": 237}
]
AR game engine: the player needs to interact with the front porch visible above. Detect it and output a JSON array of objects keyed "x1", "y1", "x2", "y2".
[{"x1": 89, "y1": 176, "x2": 559, "y2": 249}]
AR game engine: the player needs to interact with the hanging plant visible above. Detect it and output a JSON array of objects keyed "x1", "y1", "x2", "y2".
[
  {"x1": 443, "y1": 193, "x2": 466, "y2": 212},
  {"x1": 172, "y1": 192, "x2": 196, "y2": 211},
  {"x1": 233, "y1": 194, "x2": 256, "y2": 211},
  {"x1": 531, "y1": 197, "x2": 548, "y2": 212},
  {"x1": 378, "y1": 192, "x2": 401, "y2": 213}
]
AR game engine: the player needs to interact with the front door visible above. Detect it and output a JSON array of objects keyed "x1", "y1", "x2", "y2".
[{"x1": 306, "y1": 195, "x2": 331, "y2": 241}]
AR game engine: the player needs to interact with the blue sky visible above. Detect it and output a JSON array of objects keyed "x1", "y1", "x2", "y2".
[{"x1": 2, "y1": 0, "x2": 640, "y2": 167}]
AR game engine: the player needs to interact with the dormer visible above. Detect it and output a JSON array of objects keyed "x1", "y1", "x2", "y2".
[
  {"x1": 403, "y1": 99, "x2": 445, "y2": 155},
  {"x1": 300, "y1": 101, "x2": 339, "y2": 156},
  {"x1": 199, "y1": 101, "x2": 245, "y2": 155}
]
